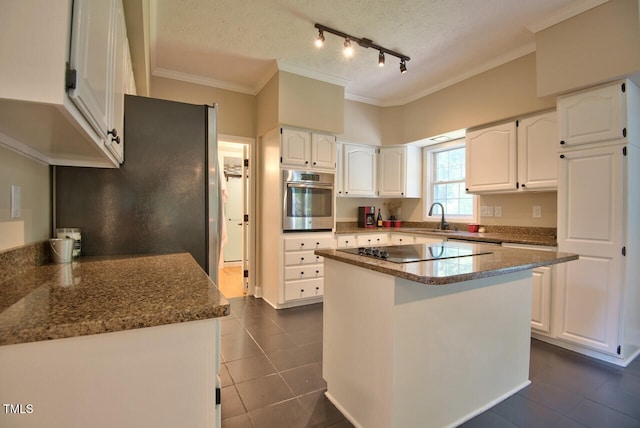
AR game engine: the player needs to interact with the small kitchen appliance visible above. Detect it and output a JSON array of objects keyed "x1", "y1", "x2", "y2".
[{"x1": 358, "y1": 206, "x2": 376, "y2": 228}]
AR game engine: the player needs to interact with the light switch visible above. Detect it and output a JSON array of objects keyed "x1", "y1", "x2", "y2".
[{"x1": 11, "y1": 185, "x2": 21, "y2": 218}]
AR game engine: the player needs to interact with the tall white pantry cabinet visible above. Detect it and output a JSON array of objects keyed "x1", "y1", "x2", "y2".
[{"x1": 552, "y1": 80, "x2": 640, "y2": 366}]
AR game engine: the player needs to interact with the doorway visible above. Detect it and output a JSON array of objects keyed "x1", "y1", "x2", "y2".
[{"x1": 218, "y1": 137, "x2": 254, "y2": 298}]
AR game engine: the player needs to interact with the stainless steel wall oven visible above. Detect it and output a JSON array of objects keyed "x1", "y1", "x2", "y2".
[{"x1": 282, "y1": 169, "x2": 334, "y2": 231}]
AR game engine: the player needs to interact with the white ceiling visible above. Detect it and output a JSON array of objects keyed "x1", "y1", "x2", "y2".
[{"x1": 150, "y1": 0, "x2": 607, "y2": 106}]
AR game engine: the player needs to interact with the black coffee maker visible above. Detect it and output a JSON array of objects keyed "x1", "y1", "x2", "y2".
[{"x1": 358, "y1": 206, "x2": 376, "y2": 228}]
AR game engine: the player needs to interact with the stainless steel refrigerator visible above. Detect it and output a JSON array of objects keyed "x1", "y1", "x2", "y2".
[{"x1": 54, "y1": 95, "x2": 221, "y2": 282}]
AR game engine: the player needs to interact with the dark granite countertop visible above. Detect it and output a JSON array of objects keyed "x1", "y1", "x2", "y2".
[
  {"x1": 316, "y1": 242, "x2": 577, "y2": 285},
  {"x1": 334, "y1": 227, "x2": 558, "y2": 247},
  {"x1": 0, "y1": 253, "x2": 230, "y2": 346}
]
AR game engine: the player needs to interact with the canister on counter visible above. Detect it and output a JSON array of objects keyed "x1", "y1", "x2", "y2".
[{"x1": 56, "y1": 227, "x2": 81, "y2": 258}]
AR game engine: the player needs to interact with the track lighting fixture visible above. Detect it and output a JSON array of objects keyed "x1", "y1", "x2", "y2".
[
  {"x1": 314, "y1": 23, "x2": 410, "y2": 73},
  {"x1": 315, "y1": 29, "x2": 325, "y2": 47}
]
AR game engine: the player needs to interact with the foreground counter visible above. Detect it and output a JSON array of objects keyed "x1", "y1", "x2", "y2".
[
  {"x1": 0, "y1": 252, "x2": 229, "y2": 428},
  {"x1": 315, "y1": 243, "x2": 577, "y2": 428}
]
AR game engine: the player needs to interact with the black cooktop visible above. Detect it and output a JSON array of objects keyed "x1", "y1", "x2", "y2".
[{"x1": 337, "y1": 244, "x2": 492, "y2": 264}]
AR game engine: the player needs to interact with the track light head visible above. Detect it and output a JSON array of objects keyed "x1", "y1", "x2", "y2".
[
  {"x1": 315, "y1": 29, "x2": 325, "y2": 47},
  {"x1": 343, "y1": 38, "x2": 353, "y2": 57},
  {"x1": 378, "y1": 51, "x2": 385, "y2": 67},
  {"x1": 400, "y1": 59, "x2": 407, "y2": 74}
]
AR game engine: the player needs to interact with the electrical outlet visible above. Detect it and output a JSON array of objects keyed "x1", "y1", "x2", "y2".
[
  {"x1": 533, "y1": 205, "x2": 542, "y2": 218},
  {"x1": 480, "y1": 205, "x2": 494, "y2": 217},
  {"x1": 494, "y1": 206, "x2": 502, "y2": 217},
  {"x1": 11, "y1": 185, "x2": 21, "y2": 218}
]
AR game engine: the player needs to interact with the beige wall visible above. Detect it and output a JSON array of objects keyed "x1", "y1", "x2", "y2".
[
  {"x1": 479, "y1": 192, "x2": 557, "y2": 228},
  {"x1": 536, "y1": 0, "x2": 640, "y2": 97},
  {"x1": 0, "y1": 146, "x2": 50, "y2": 247},
  {"x1": 278, "y1": 71, "x2": 344, "y2": 134},
  {"x1": 340, "y1": 100, "x2": 382, "y2": 145},
  {"x1": 149, "y1": 76, "x2": 256, "y2": 138},
  {"x1": 256, "y1": 73, "x2": 279, "y2": 136},
  {"x1": 399, "y1": 53, "x2": 554, "y2": 144}
]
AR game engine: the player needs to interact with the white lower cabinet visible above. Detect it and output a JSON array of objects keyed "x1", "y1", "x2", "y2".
[
  {"x1": 503, "y1": 243, "x2": 554, "y2": 335},
  {"x1": 281, "y1": 234, "x2": 333, "y2": 305},
  {"x1": 389, "y1": 234, "x2": 414, "y2": 245},
  {"x1": 356, "y1": 233, "x2": 389, "y2": 247},
  {"x1": 336, "y1": 235, "x2": 357, "y2": 248}
]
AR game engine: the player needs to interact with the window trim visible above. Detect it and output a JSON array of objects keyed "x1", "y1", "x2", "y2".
[{"x1": 423, "y1": 139, "x2": 478, "y2": 223}]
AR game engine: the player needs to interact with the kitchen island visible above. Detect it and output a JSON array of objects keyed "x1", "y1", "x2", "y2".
[
  {"x1": 315, "y1": 242, "x2": 577, "y2": 428},
  {"x1": 0, "y1": 252, "x2": 229, "y2": 428}
]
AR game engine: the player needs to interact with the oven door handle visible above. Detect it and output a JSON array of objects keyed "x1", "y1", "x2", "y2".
[{"x1": 286, "y1": 183, "x2": 334, "y2": 189}]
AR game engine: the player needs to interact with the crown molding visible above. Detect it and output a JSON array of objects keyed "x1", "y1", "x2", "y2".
[
  {"x1": 151, "y1": 68, "x2": 259, "y2": 95},
  {"x1": 526, "y1": 0, "x2": 609, "y2": 33},
  {"x1": 276, "y1": 60, "x2": 350, "y2": 88}
]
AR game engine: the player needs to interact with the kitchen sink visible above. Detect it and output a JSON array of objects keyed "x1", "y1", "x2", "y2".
[{"x1": 418, "y1": 228, "x2": 460, "y2": 234}]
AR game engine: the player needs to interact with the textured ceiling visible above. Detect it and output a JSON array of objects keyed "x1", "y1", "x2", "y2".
[{"x1": 150, "y1": 0, "x2": 607, "y2": 106}]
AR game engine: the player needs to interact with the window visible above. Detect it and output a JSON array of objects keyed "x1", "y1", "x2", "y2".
[{"x1": 424, "y1": 140, "x2": 476, "y2": 222}]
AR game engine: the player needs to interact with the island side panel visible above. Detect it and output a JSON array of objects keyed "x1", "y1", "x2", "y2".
[
  {"x1": 0, "y1": 319, "x2": 219, "y2": 428},
  {"x1": 323, "y1": 258, "x2": 396, "y2": 428},
  {"x1": 392, "y1": 271, "x2": 532, "y2": 428}
]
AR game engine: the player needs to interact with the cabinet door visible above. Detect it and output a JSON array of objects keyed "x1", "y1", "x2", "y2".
[
  {"x1": 344, "y1": 144, "x2": 376, "y2": 196},
  {"x1": 558, "y1": 82, "x2": 626, "y2": 147},
  {"x1": 68, "y1": 0, "x2": 115, "y2": 139},
  {"x1": 311, "y1": 133, "x2": 336, "y2": 169},
  {"x1": 105, "y1": 0, "x2": 126, "y2": 163},
  {"x1": 281, "y1": 129, "x2": 311, "y2": 167},
  {"x1": 531, "y1": 266, "x2": 552, "y2": 334},
  {"x1": 517, "y1": 112, "x2": 558, "y2": 191},
  {"x1": 556, "y1": 144, "x2": 624, "y2": 355},
  {"x1": 336, "y1": 143, "x2": 344, "y2": 195},
  {"x1": 465, "y1": 122, "x2": 517, "y2": 193},
  {"x1": 378, "y1": 147, "x2": 405, "y2": 196}
]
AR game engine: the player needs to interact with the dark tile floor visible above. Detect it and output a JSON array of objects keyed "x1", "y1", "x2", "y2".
[{"x1": 220, "y1": 296, "x2": 640, "y2": 428}]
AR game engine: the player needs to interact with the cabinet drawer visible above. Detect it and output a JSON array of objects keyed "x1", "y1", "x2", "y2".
[
  {"x1": 284, "y1": 237, "x2": 334, "y2": 251},
  {"x1": 389, "y1": 234, "x2": 414, "y2": 245},
  {"x1": 284, "y1": 264, "x2": 324, "y2": 280},
  {"x1": 284, "y1": 278, "x2": 324, "y2": 301},
  {"x1": 356, "y1": 234, "x2": 389, "y2": 246},
  {"x1": 336, "y1": 235, "x2": 357, "y2": 248},
  {"x1": 284, "y1": 251, "x2": 323, "y2": 266}
]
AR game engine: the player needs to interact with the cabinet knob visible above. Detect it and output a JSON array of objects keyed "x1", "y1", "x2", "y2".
[
  {"x1": 345, "y1": 191, "x2": 348, "y2": 194},
  {"x1": 521, "y1": 184, "x2": 526, "y2": 188},
  {"x1": 315, "y1": 270, "x2": 319, "y2": 274},
  {"x1": 560, "y1": 140, "x2": 565, "y2": 145},
  {"x1": 301, "y1": 272, "x2": 304, "y2": 275},
  {"x1": 313, "y1": 161, "x2": 316, "y2": 165},
  {"x1": 300, "y1": 243, "x2": 304, "y2": 246},
  {"x1": 301, "y1": 257, "x2": 304, "y2": 261},
  {"x1": 316, "y1": 242, "x2": 320, "y2": 246},
  {"x1": 560, "y1": 154, "x2": 565, "y2": 159},
  {"x1": 465, "y1": 188, "x2": 469, "y2": 192},
  {"x1": 305, "y1": 161, "x2": 309, "y2": 164},
  {"x1": 108, "y1": 129, "x2": 118, "y2": 138},
  {"x1": 112, "y1": 136, "x2": 121, "y2": 145},
  {"x1": 316, "y1": 287, "x2": 320, "y2": 290}
]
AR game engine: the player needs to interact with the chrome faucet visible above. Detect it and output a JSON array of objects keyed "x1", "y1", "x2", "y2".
[{"x1": 428, "y1": 202, "x2": 449, "y2": 230}]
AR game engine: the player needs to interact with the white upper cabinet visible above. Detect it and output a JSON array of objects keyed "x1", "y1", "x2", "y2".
[
  {"x1": 517, "y1": 111, "x2": 558, "y2": 191},
  {"x1": 280, "y1": 128, "x2": 335, "y2": 170},
  {"x1": 342, "y1": 144, "x2": 377, "y2": 197},
  {"x1": 558, "y1": 81, "x2": 627, "y2": 147},
  {"x1": 68, "y1": 0, "x2": 114, "y2": 139},
  {"x1": 281, "y1": 128, "x2": 311, "y2": 167},
  {"x1": 378, "y1": 146, "x2": 421, "y2": 197},
  {"x1": 311, "y1": 133, "x2": 336, "y2": 169},
  {"x1": 465, "y1": 122, "x2": 517, "y2": 193},
  {"x1": 0, "y1": 0, "x2": 132, "y2": 167}
]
